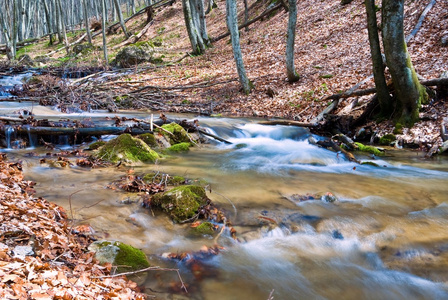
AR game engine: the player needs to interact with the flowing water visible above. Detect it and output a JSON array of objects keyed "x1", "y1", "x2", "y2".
[
  {"x1": 4, "y1": 116, "x2": 447, "y2": 300},
  {"x1": 1, "y1": 76, "x2": 448, "y2": 299}
]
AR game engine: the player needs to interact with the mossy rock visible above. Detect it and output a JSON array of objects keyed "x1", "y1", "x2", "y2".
[
  {"x1": 152, "y1": 185, "x2": 208, "y2": 222},
  {"x1": 142, "y1": 173, "x2": 185, "y2": 185},
  {"x1": 88, "y1": 240, "x2": 150, "y2": 273},
  {"x1": 194, "y1": 222, "x2": 215, "y2": 235},
  {"x1": 361, "y1": 161, "x2": 380, "y2": 167},
  {"x1": 96, "y1": 134, "x2": 159, "y2": 163},
  {"x1": 166, "y1": 142, "x2": 191, "y2": 153},
  {"x1": 88, "y1": 140, "x2": 106, "y2": 150},
  {"x1": 139, "y1": 133, "x2": 158, "y2": 148},
  {"x1": 113, "y1": 46, "x2": 153, "y2": 68},
  {"x1": 379, "y1": 134, "x2": 396, "y2": 146},
  {"x1": 159, "y1": 123, "x2": 191, "y2": 144},
  {"x1": 355, "y1": 142, "x2": 384, "y2": 156}
]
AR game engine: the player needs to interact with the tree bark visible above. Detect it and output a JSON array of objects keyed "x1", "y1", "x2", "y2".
[
  {"x1": 382, "y1": 0, "x2": 427, "y2": 126},
  {"x1": 365, "y1": 0, "x2": 391, "y2": 115},
  {"x1": 226, "y1": 0, "x2": 252, "y2": 94},
  {"x1": 101, "y1": 0, "x2": 109, "y2": 64},
  {"x1": 182, "y1": 0, "x2": 202, "y2": 54},
  {"x1": 81, "y1": 0, "x2": 92, "y2": 44},
  {"x1": 113, "y1": 0, "x2": 131, "y2": 38},
  {"x1": 42, "y1": 0, "x2": 54, "y2": 45},
  {"x1": 286, "y1": 0, "x2": 299, "y2": 83}
]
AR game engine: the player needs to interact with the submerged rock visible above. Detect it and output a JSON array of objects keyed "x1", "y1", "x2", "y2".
[
  {"x1": 152, "y1": 185, "x2": 209, "y2": 222},
  {"x1": 89, "y1": 240, "x2": 150, "y2": 273},
  {"x1": 95, "y1": 134, "x2": 159, "y2": 163}
]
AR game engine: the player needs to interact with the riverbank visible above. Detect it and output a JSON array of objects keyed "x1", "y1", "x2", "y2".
[
  {"x1": 0, "y1": 153, "x2": 145, "y2": 299},
  {"x1": 2, "y1": 0, "x2": 447, "y2": 152}
]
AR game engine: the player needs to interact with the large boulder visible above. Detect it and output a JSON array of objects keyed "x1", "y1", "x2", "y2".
[
  {"x1": 96, "y1": 134, "x2": 160, "y2": 163},
  {"x1": 152, "y1": 185, "x2": 209, "y2": 222},
  {"x1": 88, "y1": 240, "x2": 150, "y2": 273},
  {"x1": 113, "y1": 46, "x2": 152, "y2": 68}
]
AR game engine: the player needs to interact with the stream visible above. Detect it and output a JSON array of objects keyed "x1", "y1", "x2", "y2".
[{"x1": 1, "y1": 74, "x2": 448, "y2": 299}]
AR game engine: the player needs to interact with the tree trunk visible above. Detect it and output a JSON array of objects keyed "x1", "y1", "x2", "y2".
[
  {"x1": 101, "y1": 0, "x2": 109, "y2": 64},
  {"x1": 81, "y1": 0, "x2": 92, "y2": 44},
  {"x1": 382, "y1": 0, "x2": 427, "y2": 126},
  {"x1": 365, "y1": 0, "x2": 392, "y2": 115},
  {"x1": 226, "y1": 0, "x2": 252, "y2": 94},
  {"x1": 182, "y1": 0, "x2": 201, "y2": 54},
  {"x1": 196, "y1": 0, "x2": 210, "y2": 47},
  {"x1": 285, "y1": 0, "x2": 299, "y2": 83},
  {"x1": 56, "y1": 0, "x2": 69, "y2": 54},
  {"x1": 113, "y1": 0, "x2": 131, "y2": 38}
]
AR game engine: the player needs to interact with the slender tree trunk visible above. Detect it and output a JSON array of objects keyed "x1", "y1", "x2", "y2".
[
  {"x1": 382, "y1": 0, "x2": 427, "y2": 126},
  {"x1": 0, "y1": 10, "x2": 14, "y2": 60},
  {"x1": 205, "y1": 0, "x2": 217, "y2": 14},
  {"x1": 285, "y1": 0, "x2": 299, "y2": 83},
  {"x1": 365, "y1": 0, "x2": 392, "y2": 115},
  {"x1": 226, "y1": 0, "x2": 252, "y2": 94},
  {"x1": 42, "y1": 0, "x2": 54, "y2": 45},
  {"x1": 196, "y1": 0, "x2": 210, "y2": 46},
  {"x1": 12, "y1": 0, "x2": 18, "y2": 59},
  {"x1": 113, "y1": 0, "x2": 130, "y2": 38},
  {"x1": 243, "y1": 0, "x2": 249, "y2": 31},
  {"x1": 56, "y1": 0, "x2": 69, "y2": 53},
  {"x1": 81, "y1": 0, "x2": 92, "y2": 44},
  {"x1": 101, "y1": 0, "x2": 109, "y2": 65}
]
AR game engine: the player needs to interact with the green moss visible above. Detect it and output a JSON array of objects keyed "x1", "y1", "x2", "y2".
[
  {"x1": 170, "y1": 176, "x2": 186, "y2": 185},
  {"x1": 151, "y1": 185, "x2": 208, "y2": 222},
  {"x1": 159, "y1": 123, "x2": 191, "y2": 144},
  {"x1": 379, "y1": 134, "x2": 396, "y2": 146},
  {"x1": 195, "y1": 222, "x2": 215, "y2": 235},
  {"x1": 393, "y1": 123, "x2": 403, "y2": 134},
  {"x1": 138, "y1": 133, "x2": 158, "y2": 148},
  {"x1": 354, "y1": 142, "x2": 384, "y2": 156},
  {"x1": 319, "y1": 74, "x2": 334, "y2": 79},
  {"x1": 166, "y1": 142, "x2": 191, "y2": 153},
  {"x1": 88, "y1": 140, "x2": 106, "y2": 150},
  {"x1": 361, "y1": 161, "x2": 380, "y2": 167},
  {"x1": 96, "y1": 134, "x2": 159, "y2": 163},
  {"x1": 89, "y1": 241, "x2": 150, "y2": 273}
]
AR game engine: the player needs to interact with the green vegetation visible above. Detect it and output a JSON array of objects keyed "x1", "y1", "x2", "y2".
[
  {"x1": 159, "y1": 123, "x2": 191, "y2": 144},
  {"x1": 166, "y1": 142, "x2": 191, "y2": 153},
  {"x1": 379, "y1": 134, "x2": 396, "y2": 146},
  {"x1": 89, "y1": 241, "x2": 150, "y2": 273},
  {"x1": 194, "y1": 222, "x2": 215, "y2": 235},
  {"x1": 152, "y1": 185, "x2": 208, "y2": 222},
  {"x1": 96, "y1": 134, "x2": 160, "y2": 163},
  {"x1": 138, "y1": 133, "x2": 158, "y2": 148},
  {"x1": 355, "y1": 142, "x2": 384, "y2": 156},
  {"x1": 88, "y1": 140, "x2": 106, "y2": 150}
]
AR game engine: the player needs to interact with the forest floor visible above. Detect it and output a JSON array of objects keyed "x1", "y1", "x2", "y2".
[{"x1": 3, "y1": 0, "x2": 445, "y2": 149}]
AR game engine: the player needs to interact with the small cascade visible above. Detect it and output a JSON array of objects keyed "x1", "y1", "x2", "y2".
[
  {"x1": 25, "y1": 125, "x2": 37, "y2": 148},
  {"x1": 5, "y1": 126, "x2": 15, "y2": 149},
  {"x1": 58, "y1": 135, "x2": 70, "y2": 148}
]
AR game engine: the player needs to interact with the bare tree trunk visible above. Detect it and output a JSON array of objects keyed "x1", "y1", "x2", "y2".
[
  {"x1": 42, "y1": 0, "x2": 54, "y2": 44},
  {"x1": 382, "y1": 0, "x2": 427, "y2": 126},
  {"x1": 182, "y1": 0, "x2": 201, "y2": 54},
  {"x1": 365, "y1": 0, "x2": 391, "y2": 115},
  {"x1": 196, "y1": 0, "x2": 210, "y2": 47},
  {"x1": 56, "y1": 0, "x2": 69, "y2": 54},
  {"x1": 243, "y1": 0, "x2": 249, "y2": 31},
  {"x1": 82, "y1": 0, "x2": 92, "y2": 44},
  {"x1": 285, "y1": 0, "x2": 299, "y2": 83},
  {"x1": 12, "y1": 0, "x2": 18, "y2": 59},
  {"x1": 113, "y1": 0, "x2": 131, "y2": 38},
  {"x1": 226, "y1": 0, "x2": 252, "y2": 94},
  {"x1": 205, "y1": 0, "x2": 217, "y2": 14},
  {"x1": 101, "y1": 0, "x2": 109, "y2": 64}
]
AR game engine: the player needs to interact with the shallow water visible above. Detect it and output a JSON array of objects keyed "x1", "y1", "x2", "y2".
[
  {"x1": 5, "y1": 116, "x2": 446, "y2": 300},
  {"x1": 1, "y1": 93, "x2": 448, "y2": 299}
]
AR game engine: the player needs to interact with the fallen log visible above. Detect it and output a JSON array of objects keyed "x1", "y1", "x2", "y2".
[
  {"x1": 322, "y1": 77, "x2": 448, "y2": 101},
  {"x1": 258, "y1": 119, "x2": 318, "y2": 127},
  {"x1": 15, "y1": 126, "x2": 152, "y2": 136},
  {"x1": 406, "y1": 0, "x2": 437, "y2": 43},
  {"x1": 211, "y1": 3, "x2": 283, "y2": 43}
]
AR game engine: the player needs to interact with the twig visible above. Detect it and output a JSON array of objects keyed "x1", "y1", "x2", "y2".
[
  {"x1": 406, "y1": 0, "x2": 437, "y2": 43},
  {"x1": 212, "y1": 191, "x2": 237, "y2": 219},
  {"x1": 93, "y1": 266, "x2": 188, "y2": 293},
  {"x1": 267, "y1": 289, "x2": 275, "y2": 300}
]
